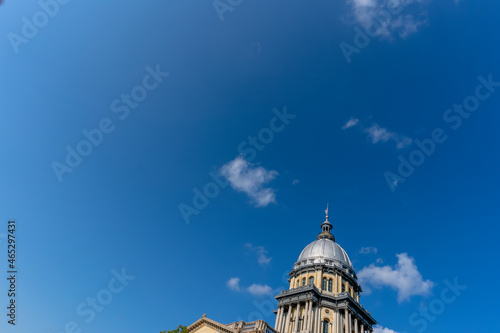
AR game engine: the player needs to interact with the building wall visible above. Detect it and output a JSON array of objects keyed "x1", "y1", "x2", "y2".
[{"x1": 289, "y1": 269, "x2": 358, "y2": 302}]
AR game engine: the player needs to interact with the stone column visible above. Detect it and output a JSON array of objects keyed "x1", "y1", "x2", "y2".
[
  {"x1": 292, "y1": 306, "x2": 296, "y2": 333},
  {"x1": 340, "y1": 310, "x2": 344, "y2": 333},
  {"x1": 333, "y1": 310, "x2": 338, "y2": 333},
  {"x1": 354, "y1": 318, "x2": 358, "y2": 333},
  {"x1": 307, "y1": 301, "x2": 313, "y2": 332},
  {"x1": 285, "y1": 306, "x2": 292, "y2": 333},
  {"x1": 274, "y1": 307, "x2": 283, "y2": 331},
  {"x1": 319, "y1": 270, "x2": 324, "y2": 290},
  {"x1": 282, "y1": 307, "x2": 287, "y2": 330},
  {"x1": 360, "y1": 324, "x2": 364, "y2": 333},
  {"x1": 302, "y1": 301, "x2": 309, "y2": 333},
  {"x1": 315, "y1": 306, "x2": 320, "y2": 333},
  {"x1": 337, "y1": 275, "x2": 341, "y2": 293},
  {"x1": 304, "y1": 301, "x2": 311, "y2": 331},
  {"x1": 347, "y1": 310, "x2": 351, "y2": 333},
  {"x1": 277, "y1": 307, "x2": 284, "y2": 332},
  {"x1": 303, "y1": 301, "x2": 309, "y2": 332},
  {"x1": 281, "y1": 307, "x2": 286, "y2": 332},
  {"x1": 344, "y1": 309, "x2": 349, "y2": 333},
  {"x1": 284, "y1": 306, "x2": 288, "y2": 333},
  {"x1": 294, "y1": 303, "x2": 301, "y2": 333}
]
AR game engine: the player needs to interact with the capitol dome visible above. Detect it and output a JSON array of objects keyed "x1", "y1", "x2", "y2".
[
  {"x1": 275, "y1": 207, "x2": 377, "y2": 333},
  {"x1": 297, "y1": 238, "x2": 352, "y2": 268},
  {"x1": 292, "y1": 208, "x2": 354, "y2": 273}
]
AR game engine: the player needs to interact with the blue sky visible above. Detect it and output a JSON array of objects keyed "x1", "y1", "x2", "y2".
[{"x1": 1, "y1": 0, "x2": 499, "y2": 332}]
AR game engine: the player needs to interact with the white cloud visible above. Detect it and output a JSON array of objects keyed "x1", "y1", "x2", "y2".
[
  {"x1": 364, "y1": 124, "x2": 412, "y2": 149},
  {"x1": 292, "y1": 179, "x2": 299, "y2": 185},
  {"x1": 343, "y1": 118, "x2": 412, "y2": 149},
  {"x1": 246, "y1": 284, "x2": 273, "y2": 297},
  {"x1": 358, "y1": 253, "x2": 434, "y2": 303},
  {"x1": 220, "y1": 156, "x2": 278, "y2": 207},
  {"x1": 342, "y1": 117, "x2": 360, "y2": 129},
  {"x1": 376, "y1": 258, "x2": 384, "y2": 264},
  {"x1": 227, "y1": 277, "x2": 240, "y2": 291},
  {"x1": 364, "y1": 124, "x2": 393, "y2": 143},
  {"x1": 373, "y1": 325, "x2": 400, "y2": 333},
  {"x1": 347, "y1": 0, "x2": 428, "y2": 39},
  {"x1": 246, "y1": 243, "x2": 272, "y2": 265},
  {"x1": 227, "y1": 277, "x2": 273, "y2": 297},
  {"x1": 360, "y1": 246, "x2": 378, "y2": 254}
]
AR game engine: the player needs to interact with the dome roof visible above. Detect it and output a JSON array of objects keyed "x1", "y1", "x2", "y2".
[
  {"x1": 293, "y1": 207, "x2": 353, "y2": 271},
  {"x1": 296, "y1": 238, "x2": 353, "y2": 268}
]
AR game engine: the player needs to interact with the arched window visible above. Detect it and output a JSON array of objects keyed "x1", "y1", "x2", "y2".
[
  {"x1": 322, "y1": 277, "x2": 327, "y2": 290},
  {"x1": 328, "y1": 279, "x2": 333, "y2": 292},
  {"x1": 302, "y1": 278, "x2": 306, "y2": 286},
  {"x1": 296, "y1": 280, "x2": 299, "y2": 288},
  {"x1": 322, "y1": 320, "x2": 329, "y2": 333},
  {"x1": 342, "y1": 280, "x2": 346, "y2": 293},
  {"x1": 309, "y1": 277, "x2": 314, "y2": 285}
]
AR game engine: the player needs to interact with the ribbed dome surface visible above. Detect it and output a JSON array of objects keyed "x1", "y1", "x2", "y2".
[{"x1": 297, "y1": 238, "x2": 352, "y2": 268}]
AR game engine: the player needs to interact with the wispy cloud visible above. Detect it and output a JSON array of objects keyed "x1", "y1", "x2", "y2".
[
  {"x1": 373, "y1": 325, "x2": 400, "y2": 333},
  {"x1": 342, "y1": 117, "x2": 360, "y2": 129},
  {"x1": 227, "y1": 277, "x2": 241, "y2": 291},
  {"x1": 292, "y1": 179, "x2": 299, "y2": 185},
  {"x1": 360, "y1": 246, "x2": 378, "y2": 254},
  {"x1": 358, "y1": 253, "x2": 434, "y2": 303},
  {"x1": 220, "y1": 156, "x2": 278, "y2": 207},
  {"x1": 364, "y1": 124, "x2": 412, "y2": 148},
  {"x1": 342, "y1": 118, "x2": 412, "y2": 149},
  {"x1": 347, "y1": 0, "x2": 428, "y2": 39},
  {"x1": 246, "y1": 243, "x2": 272, "y2": 265},
  {"x1": 226, "y1": 277, "x2": 273, "y2": 297}
]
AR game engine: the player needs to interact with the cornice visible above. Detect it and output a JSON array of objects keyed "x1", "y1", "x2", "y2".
[{"x1": 188, "y1": 316, "x2": 236, "y2": 333}]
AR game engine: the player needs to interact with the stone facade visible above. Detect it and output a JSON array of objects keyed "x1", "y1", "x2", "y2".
[{"x1": 188, "y1": 314, "x2": 277, "y2": 333}]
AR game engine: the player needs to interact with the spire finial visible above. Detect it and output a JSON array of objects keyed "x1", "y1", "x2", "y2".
[{"x1": 318, "y1": 204, "x2": 335, "y2": 241}]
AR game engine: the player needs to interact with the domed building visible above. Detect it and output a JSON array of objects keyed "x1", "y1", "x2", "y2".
[
  {"x1": 273, "y1": 210, "x2": 376, "y2": 333},
  {"x1": 185, "y1": 209, "x2": 376, "y2": 333}
]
